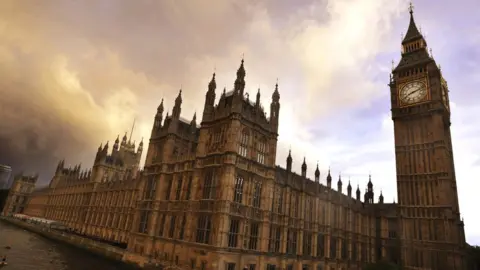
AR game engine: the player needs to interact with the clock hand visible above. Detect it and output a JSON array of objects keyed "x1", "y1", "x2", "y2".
[{"x1": 405, "y1": 89, "x2": 420, "y2": 99}]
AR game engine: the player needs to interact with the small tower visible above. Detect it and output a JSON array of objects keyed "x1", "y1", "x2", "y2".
[
  {"x1": 202, "y1": 73, "x2": 216, "y2": 122},
  {"x1": 190, "y1": 112, "x2": 197, "y2": 132},
  {"x1": 301, "y1": 157, "x2": 307, "y2": 178},
  {"x1": 113, "y1": 135, "x2": 120, "y2": 151},
  {"x1": 256, "y1": 88, "x2": 261, "y2": 107},
  {"x1": 314, "y1": 163, "x2": 320, "y2": 183},
  {"x1": 286, "y1": 150, "x2": 292, "y2": 172},
  {"x1": 337, "y1": 174, "x2": 342, "y2": 192},
  {"x1": 367, "y1": 174, "x2": 374, "y2": 204},
  {"x1": 379, "y1": 191, "x2": 384, "y2": 204},
  {"x1": 347, "y1": 180, "x2": 352, "y2": 197},
  {"x1": 172, "y1": 89, "x2": 182, "y2": 120},
  {"x1": 122, "y1": 133, "x2": 127, "y2": 146},
  {"x1": 137, "y1": 139, "x2": 144, "y2": 156},
  {"x1": 234, "y1": 59, "x2": 246, "y2": 96},
  {"x1": 356, "y1": 185, "x2": 361, "y2": 201},
  {"x1": 326, "y1": 168, "x2": 332, "y2": 188},
  {"x1": 270, "y1": 82, "x2": 280, "y2": 132},
  {"x1": 152, "y1": 98, "x2": 164, "y2": 134}
]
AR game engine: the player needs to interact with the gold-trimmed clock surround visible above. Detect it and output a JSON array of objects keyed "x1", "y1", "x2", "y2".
[{"x1": 397, "y1": 77, "x2": 430, "y2": 107}]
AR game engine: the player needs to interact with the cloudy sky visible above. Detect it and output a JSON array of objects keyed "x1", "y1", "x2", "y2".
[{"x1": 1, "y1": 0, "x2": 479, "y2": 243}]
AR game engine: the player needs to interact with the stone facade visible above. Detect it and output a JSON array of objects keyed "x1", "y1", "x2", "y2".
[
  {"x1": 21, "y1": 7, "x2": 470, "y2": 270},
  {"x1": 23, "y1": 133, "x2": 142, "y2": 247},
  {"x1": 389, "y1": 7, "x2": 467, "y2": 270},
  {"x1": 2, "y1": 174, "x2": 37, "y2": 216}
]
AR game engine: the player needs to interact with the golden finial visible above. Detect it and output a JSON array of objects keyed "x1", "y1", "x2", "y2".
[
  {"x1": 241, "y1": 53, "x2": 244, "y2": 61},
  {"x1": 408, "y1": 1, "x2": 414, "y2": 14}
]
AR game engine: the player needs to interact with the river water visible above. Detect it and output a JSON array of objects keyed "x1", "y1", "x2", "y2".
[{"x1": 0, "y1": 220, "x2": 136, "y2": 270}]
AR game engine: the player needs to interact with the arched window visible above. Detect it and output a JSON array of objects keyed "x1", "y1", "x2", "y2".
[
  {"x1": 238, "y1": 130, "x2": 249, "y2": 157},
  {"x1": 256, "y1": 138, "x2": 267, "y2": 164}
]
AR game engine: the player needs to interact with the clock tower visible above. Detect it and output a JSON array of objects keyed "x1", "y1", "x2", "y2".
[{"x1": 389, "y1": 4, "x2": 467, "y2": 270}]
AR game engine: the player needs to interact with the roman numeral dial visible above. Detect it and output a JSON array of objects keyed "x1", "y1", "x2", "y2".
[{"x1": 399, "y1": 81, "x2": 427, "y2": 105}]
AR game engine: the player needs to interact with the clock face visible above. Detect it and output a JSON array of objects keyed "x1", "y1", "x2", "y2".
[{"x1": 399, "y1": 81, "x2": 427, "y2": 104}]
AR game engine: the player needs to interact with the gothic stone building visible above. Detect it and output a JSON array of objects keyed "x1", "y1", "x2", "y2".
[
  {"x1": 125, "y1": 8, "x2": 468, "y2": 270},
  {"x1": 2, "y1": 174, "x2": 38, "y2": 216},
  {"x1": 389, "y1": 7, "x2": 466, "y2": 270},
  {"x1": 23, "y1": 7, "x2": 469, "y2": 270},
  {"x1": 23, "y1": 134, "x2": 143, "y2": 246}
]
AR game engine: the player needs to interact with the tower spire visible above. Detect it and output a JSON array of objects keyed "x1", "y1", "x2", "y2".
[{"x1": 402, "y1": 1, "x2": 422, "y2": 44}]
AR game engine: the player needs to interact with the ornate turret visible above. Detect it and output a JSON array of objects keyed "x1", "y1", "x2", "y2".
[
  {"x1": 402, "y1": 3, "x2": 422, "y2": 45},
  {"x1": 270, "y1": 81, "x2": 280, "y2": 132},
  {"x1": 393, "y1": 2, "x2": 431, "y2": 74},
  {"x1": 190, "y1": 112, "x2": 197, "y2": 131},
  {"x1": 256, "y1": 88, "x2": 261, "y2": 107},
  {"x1": 203, "y1": 73, "x2": 216, "y2": 121},
  {"x1": 356, "y1": 185, "x2": 361, "y2": 200},
  {"x1": 326, "y1": 168, "x2": 332, "y2": 188},
  {"x1": 347, "y1": 180, "x2": 352, "y2": 197},
  {"x1": 379, "y1": 191, "x2": 384, "y2": 204},
  {"x1": 153, "y1": 98, "x2": 164, "y2": 131},
  {"x1": 113, "y1": 135, "x2": 120, "y2": 151},
  {"x1": 122, "y1": 133, "x2": 127, "y2": 145},
  {"x1": 172, "y1": 89, "x2": 182, "y2": 119},
  {"x1": 234, "y1": 59, "x2": 246, "y2": 95},
  {"x1": 314, "y1": 163, "x2": 320, "y2": 183},
  {"x1": 337, "y1": 174, "x2": 342, "y2": 192},
  {"x1": 138, "y1": 138, "x2": 143, "y2": 154},
  {"x1": 367, "y1": 174, "x2": 374, "y2": 203},
  {"x1": 301, "y1": 157, "x2": 307, "y2": 178},
  {"x1": 286, "y1": 150, "x2": 292, "y2": 172},
  {"x1": 103, "y1": 141, "x2": 109, "y2": 153}
]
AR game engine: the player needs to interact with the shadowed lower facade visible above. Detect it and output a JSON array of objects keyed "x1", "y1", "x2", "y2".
[{"x1": 16, "y1": 7, "x2": 471, "y2": 270}]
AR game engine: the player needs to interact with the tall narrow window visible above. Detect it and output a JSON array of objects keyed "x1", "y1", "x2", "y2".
[
  {"x1": 202, "y1": 170, "x2": 216, "y2": 200},
  {"x1": 317, "y1": 234, "x2": 325, "y2": 257},
  {"x1": 226, "y1": 263, "x2": 236, "y2": 270},
  {"x1": 179, "y1": 214, "x2": 186, "y2": 240},
  {"x1": 303, "y1": 231, "x2": 312, "y2": 256},
  {"x1": 233, "y1": 176, "x2": 244, "y2": 203},
  {"x1": 138, "y1": 210, "x2": 149, "y2": 234},
  {"x1": 165, "y1": 175, "x2": 173, "y2": 200},
  {"x1": 185, "y1": 175, "x2": 193, "y2": 200},
  {"x1": 249, "y1": 222, "x2": 259, "y2": 250},
  {"x1": 158, "y1": 214, "x2": 166, "y2": 237},
  {"x1": 228, "y1": 219, "x2": 240, "y2": 247},
  {"x1": 168, "y1": 216, "x2": 176, "y2": 238},
  {"x1": 256, "y1": 139, "x2": 266, "y2": 164},
  {"x1": 286, "y1": 229, "x2": 297, "y2": 254},
  {"x1": 252, "y1": 181, "x2": 261, "y2": 208},
  {"x1": 175, "y1": 176, "x2": 183, "y2": 200},
  {"x1": 341, "y1": 238, "x2": 347, "y2": 259},
  {"x1": 144, "y1": 175, "x2": 156, "y2": 200},
  {"x1": 238, "y1": 130, "x2": 249, "y2": 157},
  {"x1": 277, "y1": 189, "x2": 283, "y2": 214},
  {"x1": 196, "y1": 215, "x2": 211, "y2": 244},
  {"x1": 330, "y1": 237, "x2": 337, "y2": 259}
]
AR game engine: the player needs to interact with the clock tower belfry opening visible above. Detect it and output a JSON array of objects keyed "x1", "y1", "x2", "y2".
[{"x1": 389, "y1": 3, "x2": 467, "y2": 270}]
